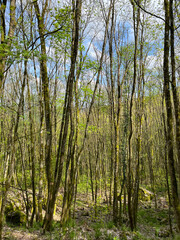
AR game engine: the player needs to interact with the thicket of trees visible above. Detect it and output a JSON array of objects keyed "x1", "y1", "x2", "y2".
[{"x1": 0, "y1": 0, "x2": 180, "y2": 238}]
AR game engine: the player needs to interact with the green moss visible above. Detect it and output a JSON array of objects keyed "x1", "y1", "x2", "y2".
[
  {"x1": 5, "y1": 202, "x2": 26, "y2": 226},
  {"x1": 139, "y1": 188, "x2": 154, "y2": 202},
  {"x1": 5, "y1": 203, "x2": 14, "y2": 215}
]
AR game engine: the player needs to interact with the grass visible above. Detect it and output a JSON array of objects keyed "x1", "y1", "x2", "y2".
[
  {"x1": 106, "y1": 220, "x2": 115, "y2": 229},
  {"x1": 138, "y1": 207, "x2": 169, "y2": 227}
]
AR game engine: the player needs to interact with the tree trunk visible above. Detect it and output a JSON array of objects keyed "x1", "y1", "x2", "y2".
[
  {"x1": 26, "y1": 61, "x2": 36, "y2": 226},
  {"x1": 127, "y1": 0, "x2": 140, "y2": 231},
  {"x1": 163, "y1": 0, "x2": 180, "y2": 231},
  {"x1": 169, "y1": 0, "x2": 180, "y2": 180},
  {"x1": 43, "y1": 0, "x2": 82, "y2": 231}
]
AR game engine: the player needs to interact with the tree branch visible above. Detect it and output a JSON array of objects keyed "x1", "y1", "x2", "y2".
[{"x1": 133, "y1": 0, "x2": 165, "y2": 22}]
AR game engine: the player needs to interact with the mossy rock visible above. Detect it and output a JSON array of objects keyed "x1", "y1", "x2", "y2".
[
  {"x1": 6, "y1": 210, "x2": 26, "y2": 225},
  {"x1": 5, "y1": 202, "x2": 26, "y2": 225},
  {"x1": 139, "y1": 188, "x2": 154, "y2": 202},
  {"x1": 5, "y1": 202, "x2": 14, "y2": 215}
]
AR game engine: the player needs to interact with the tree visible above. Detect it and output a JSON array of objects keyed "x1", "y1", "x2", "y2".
[
  {"x1": 163, "y1": 0, "x2": 180, "y2": 231},
  {"x1": 127, "y1": 0, "x2": 140, "y2": 231},
  {"x1": 0, "y1": 0, "x2": 16, "y2": 93}
]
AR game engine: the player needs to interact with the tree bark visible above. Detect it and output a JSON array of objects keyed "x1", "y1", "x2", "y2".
[
  {"x1": 169, "y1": 0, "x2": 180, "y2": 180},
  {"x1": 127, "y1": 0, "x2": 140, "y2": 231},
  {"x1": 163, "y1": 0, "x2": 180, "y2": 231}
]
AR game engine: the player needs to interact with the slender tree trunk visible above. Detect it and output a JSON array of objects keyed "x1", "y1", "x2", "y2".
[
  {"x1": 43, "y1": 0, "x2": 82, "y2": 231},
  {"x1": 132, "y1": 13, "x2": 144, "y2": 228},
  {"x1": 162, "y1": 97, "x2": 173, "y2": 235},
  {"x1": 26, "y1": 61, "x2": 36, "y2": 226},
  {"x1": 145, "y1": 114, "x2": 157, "y2": 209},
  {"x1": 33, "y1": 0, "x2": 54, "y2": 231},
  {"x1": 89, "y1": 148, "x2": 94, "y2": 201},
  {"x1": 169, "y1": 0, "x2": 180, "y2": 180},
  {"x1": 127, "y1": 0, "x2": 140, "y2": 231},
  {"x1": 164, "y1": 0, "x2": 180, "y2": 231}
]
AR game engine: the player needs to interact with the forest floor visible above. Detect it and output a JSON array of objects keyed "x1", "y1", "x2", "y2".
[{"x1": 2, "y1": 192, "x2": 180, "y2": 240}]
